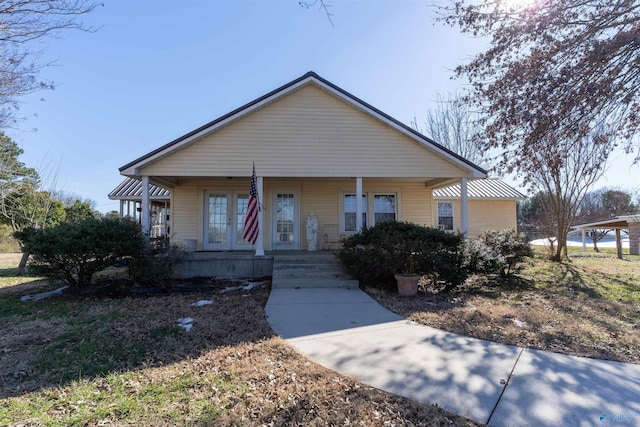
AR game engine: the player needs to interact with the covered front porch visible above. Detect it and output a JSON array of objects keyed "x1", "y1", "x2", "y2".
[{"x1": 134, "y1": 175, "x2": 476, "y2": 257}]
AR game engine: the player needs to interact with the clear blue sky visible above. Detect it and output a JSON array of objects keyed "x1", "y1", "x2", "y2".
[{"x1": 7, "y1": 0, "x2": 638, "y2": 212}]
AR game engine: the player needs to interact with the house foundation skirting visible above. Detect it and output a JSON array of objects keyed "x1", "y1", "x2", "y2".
[{"x1": 172, "y1": 252, "x2": 274, "y2": 279}]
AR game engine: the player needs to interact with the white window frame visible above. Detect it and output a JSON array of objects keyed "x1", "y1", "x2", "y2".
[
  {"x1": 437, "y1": 202, "x2": 454, "y2": 231},
  {"x1": 340, "y1": 190, "x2": 399, "y2": 234},
  {"x1": 342, "y1": 193, "x2": 367, "y2": 233},
  {"x1": 372, "y1": 193, "x2": 397, "y2": 225}
]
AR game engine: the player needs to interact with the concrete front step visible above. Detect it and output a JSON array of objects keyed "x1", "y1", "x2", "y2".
[
  {"x1": 273, "y1": 270, "x2": 351, "y2": 279},
  {"x1": 272, "y1": 254, "x2": 339, "y2": 263},
  {"x1": 272, "y1": 279, "x2": 359, "y2": 289},
  {"x1": 272, "y1": 252, "x2": 359, "y2": 289},
  {"x1": 273, "y1": 264, "x2": 347, "y2": 273}
]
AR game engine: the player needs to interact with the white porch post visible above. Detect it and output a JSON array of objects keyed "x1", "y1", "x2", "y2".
[
  {"x1": 119, "y1": 200, "x2": 124, "y2": 218},
  {"x1": 141, "y1": 176, "x2": 151, "y2": 238},
  {"x1": 356, "y1": 177, "x2": 363, "y2": 232},
  {"x1": 255, "y1": 176, "x2": 265, "y2": 256},
  {"x1": 460, "y1": 178, "x2": 469, "y2": 235},
  {"x1": 582, "y1": 229, "x2": 587, "y2": 252}
]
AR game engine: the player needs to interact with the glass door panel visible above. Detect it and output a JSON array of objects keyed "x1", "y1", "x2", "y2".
[
  {"x1": 205, "y1": 192, "x2": 230, "y2": 250},
  {"x1": 234, "y1": 193, "x2": 252, "y2": 248},
  {"x1": 273, "y1": 191, "x2": 298, "y2": 250}
]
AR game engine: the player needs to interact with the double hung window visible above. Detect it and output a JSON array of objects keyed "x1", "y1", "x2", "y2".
[
  {"x1": 342, "y1": 192, "x2": 397, "y2": 233},
  {"x1": 437, "y1": 202, "x2": 454, "y2": 231}
]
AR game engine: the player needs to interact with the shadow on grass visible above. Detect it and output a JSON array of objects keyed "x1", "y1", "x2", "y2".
[
  {"x1": 556, "y1": 263, "x2": 603, "y2": 298},
  {"x1": 0, "y1": 267, "x2": 18, "y2": 276},
  {"x1": 0, "y1": 280, "x2": 276, "y2": 399},
  {"x1": 552, "y1": 261, "x2": 639, "y2": 303}
]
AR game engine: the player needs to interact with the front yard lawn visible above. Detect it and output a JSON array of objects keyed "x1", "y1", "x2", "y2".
[
  {"x1": 368, "y1": 248, "x2": 640, "y2": 364},
  {"x1": 0, "y1": 253, "x2": 475, "y2": 426}
]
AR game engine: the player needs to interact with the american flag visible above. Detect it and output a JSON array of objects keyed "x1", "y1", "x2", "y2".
[{"x1": 243, "y1": 164, "x2": 259, "y2": 244}]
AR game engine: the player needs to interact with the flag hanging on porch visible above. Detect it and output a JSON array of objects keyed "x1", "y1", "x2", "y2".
[{"x1": 243, "y1": 163, "x2": 259, "y2": 244}]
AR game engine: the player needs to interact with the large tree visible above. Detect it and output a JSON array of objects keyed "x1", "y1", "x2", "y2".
[
  {"x1": 529, "y1": 131, "x2": 609, "y2": 260},
  {"x1": 440, "y1": 0, "x2": 640, "y2": 178},
  {"x1": 0, "y1": 0, "x2": 98, "y2": 129},
  {"x1": 0, "y1": 133, "x2": 64, "y2": 272}
]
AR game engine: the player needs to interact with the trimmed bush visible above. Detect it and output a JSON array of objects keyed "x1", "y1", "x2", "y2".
[
  {"x1": 15, "y1": 218, "x2": 143, "y2": 287},
  {"x1": 338, "y1": 221, "x2": 467, "y2": 292},
  {"x1": 465, "y1": 229, "x2": 533, "y2": 277},
  {"x1": 463, "y1": 237, "x2": 504, "y2": 275}
]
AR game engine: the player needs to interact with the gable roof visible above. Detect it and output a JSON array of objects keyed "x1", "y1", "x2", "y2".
[
  {"x1": 120, "y1": 71, "x2": 487, "y2": 178},
  {"x1": 108, "y1": 177, "x2": 171, "y2": 201},
  {"x1": 433, "y1": 178, "x2": 526, "y2": 200}
]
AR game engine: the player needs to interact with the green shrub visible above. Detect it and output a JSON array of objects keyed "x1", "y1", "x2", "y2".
[
  {"x1": 15, "y1": 218, "x2": 143, "y2": 287},
  {"x1": 466, "y1": 229, "x2": 533, "y2": 277},
  {"x1": 463, "y1": 237, "x2": 504, "y2": 275},
  {"x1": 129, "y1": 238, "x2": 184, "y2": 288},
  {"x1": 338, "y1": 221, "x2": 467, "y2": 292}
]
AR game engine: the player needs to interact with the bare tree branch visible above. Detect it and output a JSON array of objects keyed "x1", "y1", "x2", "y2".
[
  {"x1": 439, "y1": 0, "x2": 640, "y2": 180},
  {"x1": 412, "y1": 91, "x2": 489, "y2": 169},
  {"x1": 299, "y1": 0, "x2": 334, "y2": 27},
  {"x1": 0, "y1": 0, "x2": 99, "y2": 130}
]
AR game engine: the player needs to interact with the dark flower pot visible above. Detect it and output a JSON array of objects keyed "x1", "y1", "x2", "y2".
[{"x1": 394, "y1": 274, "x2": 419, "y2": 296}]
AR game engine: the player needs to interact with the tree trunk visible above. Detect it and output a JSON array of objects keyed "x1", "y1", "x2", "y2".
[{"x1": 16, "y1": 252, "x2": 29, "y2": 276}]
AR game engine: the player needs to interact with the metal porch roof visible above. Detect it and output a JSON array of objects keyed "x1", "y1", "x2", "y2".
[
  {"x1": 433, "y1": 178, "x2": 525, "y2": 200},
  {"x1": 108, "y1": 178, "x2": 171, "y2": 201}
]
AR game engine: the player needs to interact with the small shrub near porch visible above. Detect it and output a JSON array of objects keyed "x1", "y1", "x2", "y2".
[{"x1": 338, "y1": 221, "x2": 467, "y2": 292}]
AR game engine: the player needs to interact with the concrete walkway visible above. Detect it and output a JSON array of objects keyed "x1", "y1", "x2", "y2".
[{"x1": 265, "y1": 288, "x2": 640, "y2": 427}]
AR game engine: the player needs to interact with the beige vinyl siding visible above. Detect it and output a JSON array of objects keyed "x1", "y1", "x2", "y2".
[
  {"x1": 433, "y1": 199, "x2": 518, "y2": 237},
  {"x1": 170, "y1": 183, "x2": 198, "y2": 245},
  {"x1": 300, "y1": 180, "x2": 341, "y2": 250},
  {"x1": 401, "y1": 182, "x2": 432, "y2": 226},
  {"x1": 468, "y1": 200, "x2": 517, "y2": 235},
  {"x1": 169, "y1": 178, "x2": 436, "y2": 251},
  {"x1": 141, "y1": 85, "x2": 466, "y2": 179}
]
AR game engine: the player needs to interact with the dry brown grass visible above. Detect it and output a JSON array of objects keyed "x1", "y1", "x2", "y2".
[
  {"x1": 368, "y1": 250, "x2": 640, "y2": 365},
  {"x1": 0, "y1": 255, "x2": 477, "y2": 426}
]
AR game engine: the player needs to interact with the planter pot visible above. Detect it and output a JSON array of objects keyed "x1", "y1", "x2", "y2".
[{"x1": 394, "y1": 274, "x2": 419, "y2": 296}]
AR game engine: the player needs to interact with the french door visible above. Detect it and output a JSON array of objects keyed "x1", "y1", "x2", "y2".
[
  {"x1": 272, "y1": 190, "x2": 300, "y2": 250},
  {"x1": 203, "y1": 191, "x2": 254, "y2": 250}
]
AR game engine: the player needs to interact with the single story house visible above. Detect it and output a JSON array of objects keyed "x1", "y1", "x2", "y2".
[
  {"x1": 118, "y1": 72, "x2": 492, "y2": 258},
  {"x1": 432, "y1": 178, "x2": 525, "y2": 236}
]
